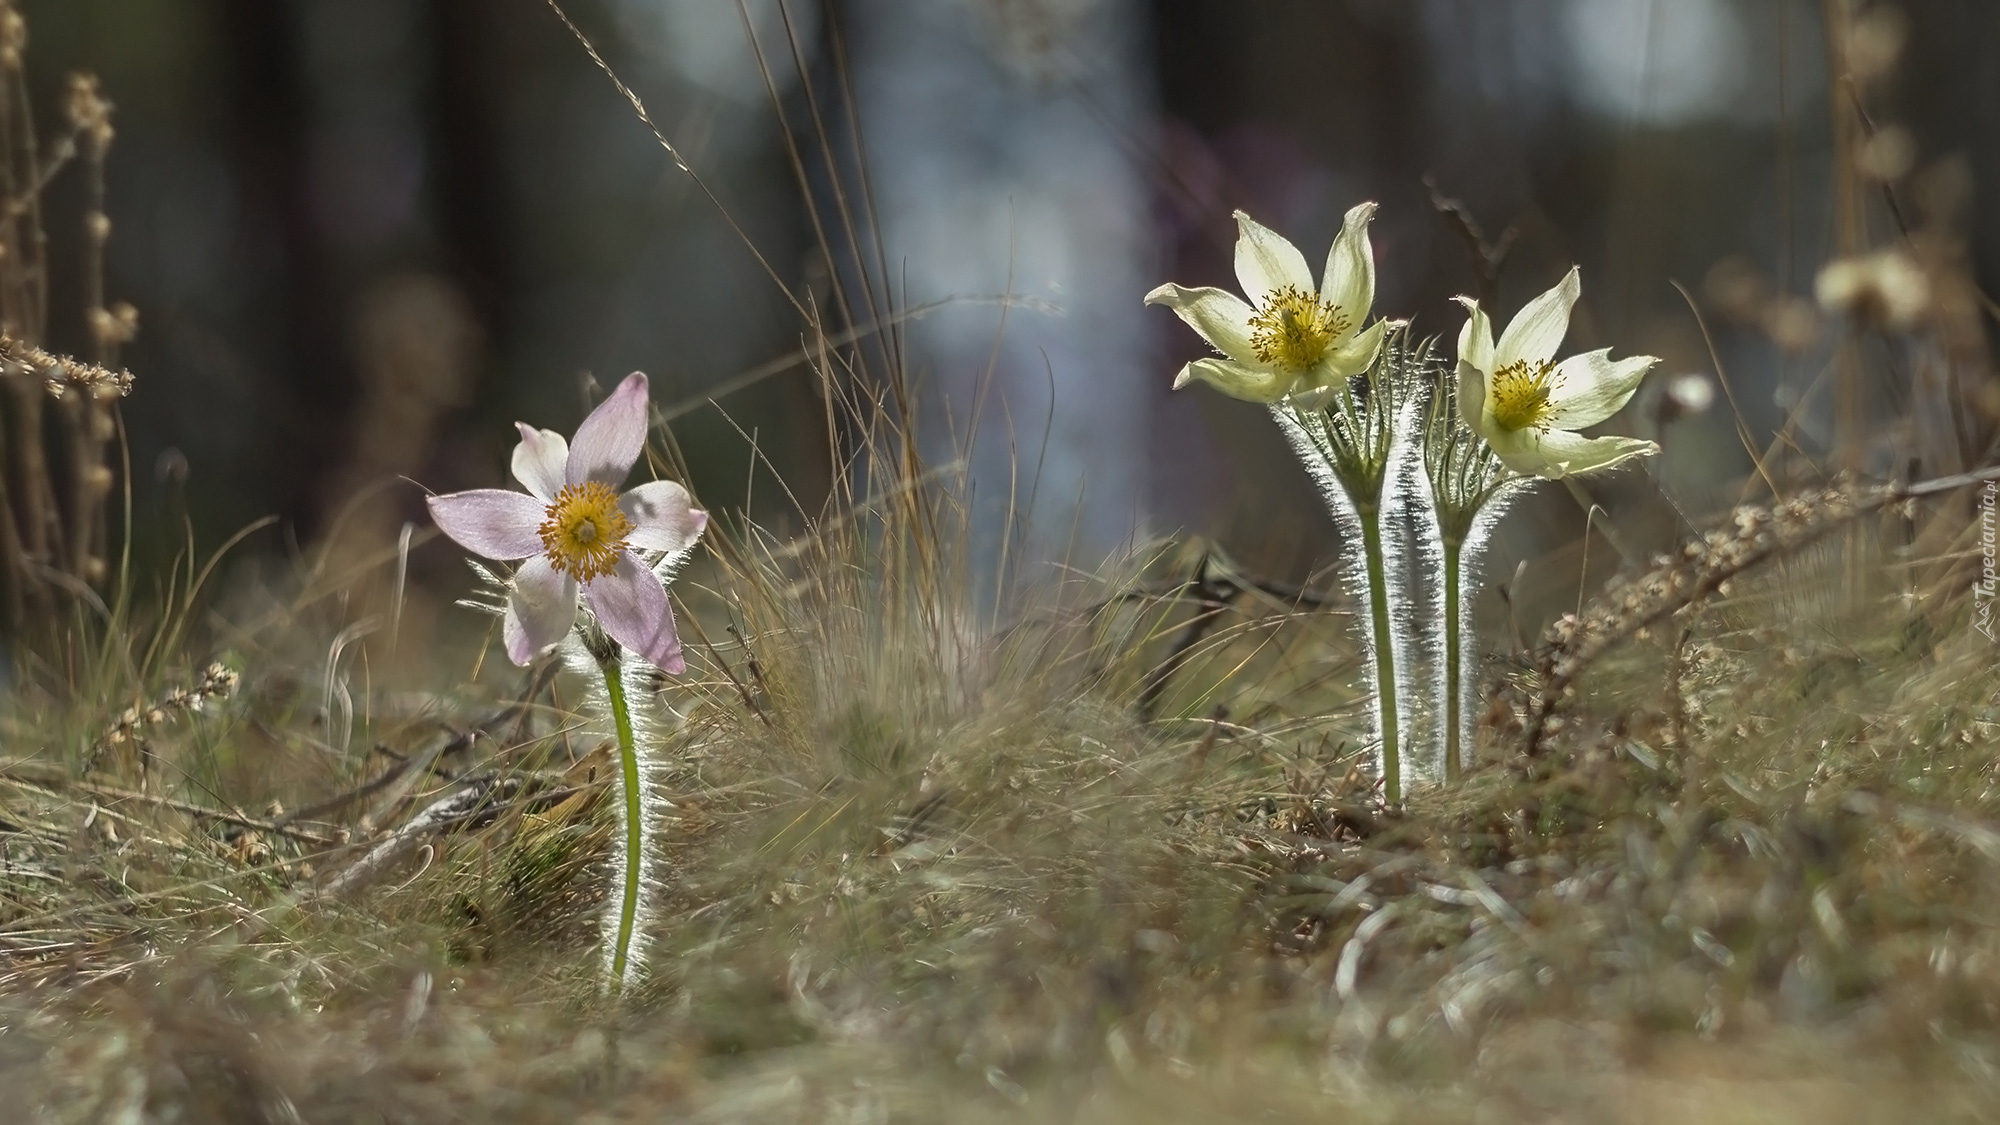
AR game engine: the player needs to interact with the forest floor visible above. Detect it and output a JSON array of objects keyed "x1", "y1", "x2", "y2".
[{"x1": 3, "y1": 494, "x2": 1998, "y2": 1124}]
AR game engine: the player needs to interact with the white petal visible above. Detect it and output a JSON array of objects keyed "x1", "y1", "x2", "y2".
[
  {"x1": 620, "y1": 480, "x2": 708, "y2": 553},
  {"x1": 1544, "y1": 349, "x2": 1658, "y2": 430},
  {"x1": 504, "y1": 555, "x2": 578, "y2": 664},
  {"x1": 1453, "y1": 296, "x2": 1494, "y2": 376},
  {"x1": 1144, "y1": 283, "x2": 1261, "y2": 366},
  {"x1": 1287, "y1": 384, "x2": 1338, "y2": 412},
  {"x1": 1320, "y1": 201, "x2": 1378, "y2": 329},
  {"x1": 1294, "y1": 320, "x2": 1384, "y2": 403},
  {"x1": 1490, "y1": 426, "x2": 1658, "y2": 479},
  {"x1": 1486, "y1": 423, "x2": 1547, "y2": 476},
  {"x1": 1232, "y1": 211, "x2": 1314, "y2": 299},
  {"x1": 1320, "y1": 317, "x2": 1387, "y2": 379},
  {"x1": 1456, "y1": 360, "x2": 1488, "y2": 434},
  {"x1": 1533, "y1": 430, "x2": 1659, "y2": 478},
  {"x1": 511, "y1": 425, "x2": 568, "y2": 501},
  {"x1": 1495, "y1": 266, "x2": 1581, "y2": 369},
  {"x1": 1172, "y1": 357, "x2": 1294, "y2": 403}
]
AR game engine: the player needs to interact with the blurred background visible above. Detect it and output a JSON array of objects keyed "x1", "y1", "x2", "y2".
[{"x1": 14, "y1": 0, "x2": 1997, "y2": 594}]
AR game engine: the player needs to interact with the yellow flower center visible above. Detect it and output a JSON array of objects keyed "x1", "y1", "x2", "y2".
[
  {"x1": 538, "y1": 481, "x2": 634, "y2": 582},
  {"x1": 1248, "y1": 286, "x2": 1348, "y2": 372},
  {"x1": 1489, "y1": 359, "x2": 1560, "y2": 432}
]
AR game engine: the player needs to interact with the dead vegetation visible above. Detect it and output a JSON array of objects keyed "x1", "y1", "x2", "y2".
[
  {"x1": 5, "y1": 1, "x2": 2000, "y2": 1121},
  {"x1": 3, "y1": 463, "x2": 2000, "y2": 1122}
]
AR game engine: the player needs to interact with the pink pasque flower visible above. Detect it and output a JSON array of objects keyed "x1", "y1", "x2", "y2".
[{"x1": 427, "y1": 372, "x2": 707, "y2": 673}]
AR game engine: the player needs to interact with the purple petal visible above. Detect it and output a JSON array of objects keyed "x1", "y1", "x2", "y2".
[
  {"x1": 427, "y1": 490, "x2": 545, "y2": 560},
  {"x1": 511, "y1": 425, "x2": 569, "y2": 501},
  {"x1": 566, "y1": 372, "x2": 651, "y2": 488},
  {"x1": 619, "y1": 480, "x2": 708, "y2": 554},
  {"x1": 503, "y1": 555, "x2": 578, "y2": 664},
  {"x1": 585, "y1": 551, "x2": 684, "y2": 674}
]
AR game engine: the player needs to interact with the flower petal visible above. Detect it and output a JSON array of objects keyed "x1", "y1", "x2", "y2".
[
  {"x1": 566, "y1": 371, "x2": 651, "y2": 487},
  {"x1": 1486, "y1": 424, "x2": 1547, "y2": 476},
  {"x1": 511, "y1": 425, "x2": 569, "y2": 501},
  {"x1": 1144, "y1": 283, "x2": 1261, "y2": 366},
  {"x1": 1320, "y1": 202, "x2": 1378, "y2": 330},
  {"x1": 1544, "y1": 349, "x2": 1658, "y2": 430},
  {"x1": 1490, "y1": 426, "x2": 1658, "y2": 479},
  {"x1": 621, "y1": 480, "x2": 709, "y2": 553},
  {"x1": 426, "y1": 489, "x2": 545, "y2": 560},
  {"x1": 1453, "y1": 296, "x2": 1494, "y2": 376},
  {"x1": 1533, "y1": 430, "x2": 1660, "y2": 478},
  {"x1": 1457, "y1": 360, "x2": 1488, "y2": 434},
  {"x1": 1232, "y1": 211, "x2": 1314, "y2": 300},
  {"x1": 585, "y1": 552, "x2": 684, "y2": 674},
  {"x1": 1287, "y1": 384, "x2": 1338, "y2": 412},
  {"x1": 1319, "y1": 317, "x2": 1388, "y2": 380},
  {"x1": 1495, "y1": 266, "x2": 1581, "y2": 370},
  {"x1": 1171, "y1": 357, "x2": 1294, "y2": 403},
  {"x1": 504, "y1": 555, "x2": 578, "y2": 664}
]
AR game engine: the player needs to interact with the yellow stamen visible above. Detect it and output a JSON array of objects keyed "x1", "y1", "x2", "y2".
[
  {"x1": 538, "y1": 481, "x2": 634, "y2": 582},
  {"x1": 1489, "y1": 359, "x2": 1560, "y2": 432},
  {"x1": 1247, "y1": 286, "x2": 1349, "y2": 372}
]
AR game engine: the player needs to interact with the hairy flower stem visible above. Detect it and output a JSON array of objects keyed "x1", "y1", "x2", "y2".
[
  {"x1": 1269, "y1": 331, "x2": 1432, "y2": 802},
  {"x1": 1442, "y1": 538, "x2": 1463, "y2": 782},
  {"x1": 1357, "y1": 502, "x2": 1402, "y2": 802},
  {"x1": 601, "y1": 653, "x2": 644, "y2": 992}
]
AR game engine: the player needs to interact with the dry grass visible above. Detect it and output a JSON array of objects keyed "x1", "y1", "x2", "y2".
[
  {"x1": 5, "y1": 2, "x2": 2000, "y2": 1121},
  {"x1": 4, "y1": 471, "x2": 2000, "y2": 1122}
]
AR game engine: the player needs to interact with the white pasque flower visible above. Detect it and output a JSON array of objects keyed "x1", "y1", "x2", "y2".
[
  {"x1": 1144, "y1": 204, "x2": 1389, "y2": 404},
  {"x1": 1455, "y1": 268, "x2": 1660, "y2": 479},
  {"x1": 426, "y1": 372, "x2": 708, "y2": 673}
]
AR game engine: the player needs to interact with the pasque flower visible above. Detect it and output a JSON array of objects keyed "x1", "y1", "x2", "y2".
[
  {"x1": 1455, "y1": 267, "x2": 1659, "y2": 479},
  {"x1": 1145, "y1": 203, "x2": 1388, "y2": 404},
  {"x1": 427, "y1": 372, "x2": 707, "y2": 673}
]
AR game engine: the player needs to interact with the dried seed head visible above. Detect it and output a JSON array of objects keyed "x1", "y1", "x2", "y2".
[
  {"x1": 6, "y1": 335, "x2": 134, "y2": 398},
  {"x1": 65, "y1": 73, "x2": 114, "y2": 152},
  {"x1": 84, "y1": 662, "x2": 240, "y2": 772},
  {"x1": 1845, "y1": 5, "x2": 1907, "y2": 85},
  {"x1": 1764, "y1": 297, "x2": 1822, "y2": 354},
  {"x1": 1653, "y1": 373, "x2": 1716, "y2": 426},
  {"x1": 1515, "y1": 476, "x2": 1896, "y2": 756},
  {"x1": 1816, "y1": 250, "x2": 1931, "y2": 332},
  {"x1": 1855, "y1": 126, "x2": 1917, "y2": 182},
  {"x1": 0, "y1": 11, "x2": 24, "y2": 69}
]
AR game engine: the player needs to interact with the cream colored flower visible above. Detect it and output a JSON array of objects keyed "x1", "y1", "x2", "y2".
[
  {"x1": 1455, "y1": 268, "x2": 1659, "y2": 479},
  {"x1": 1145, "y1": 204, "x2": 1388, "y2": 404}
]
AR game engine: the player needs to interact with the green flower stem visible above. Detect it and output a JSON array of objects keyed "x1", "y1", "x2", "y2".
[
  {"x1": 1442, "y1": 537, "x2": 1463, "y2": 782},
  {"x1": 601, "y1": 653, "x2": 643, "y2": 992},
  {"x1": 1358, "y1": 501, "x2": 1402, "y2": 804}
]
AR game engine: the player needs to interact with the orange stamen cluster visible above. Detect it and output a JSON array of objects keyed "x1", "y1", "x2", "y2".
[{"x1": 538, "y1": 481, "x2": 634, "y2": 582}]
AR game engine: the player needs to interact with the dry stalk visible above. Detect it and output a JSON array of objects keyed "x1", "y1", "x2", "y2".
[
  {"x1": 0, "y1": 4, "x2": 136, "y2": 635},
  {"x1": 1515, "y1": 466, "x2": 2000, "y2": 756}
]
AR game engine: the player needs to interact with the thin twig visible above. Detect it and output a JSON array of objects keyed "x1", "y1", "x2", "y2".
[{"x1": 1424, "y1": 174, "x2": 1519, "y2": 310}]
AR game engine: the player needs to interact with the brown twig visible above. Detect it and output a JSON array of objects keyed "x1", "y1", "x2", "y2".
[
  {"x1": 1518, "y1": 465, "x2": 2000, "y2": 756},
  {"x1": 1424, "y1": 174, "x2": 1519, "y2": 311},
  {"x1": 1135, "y1": 550, "x2": 1337, "y2": 721},
  {"x1": 309, "y1": 772, "x2": 605, "y2": 901},
  {"x1": 0, "y1": 771, "x2": 340, "y2": 847}
]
